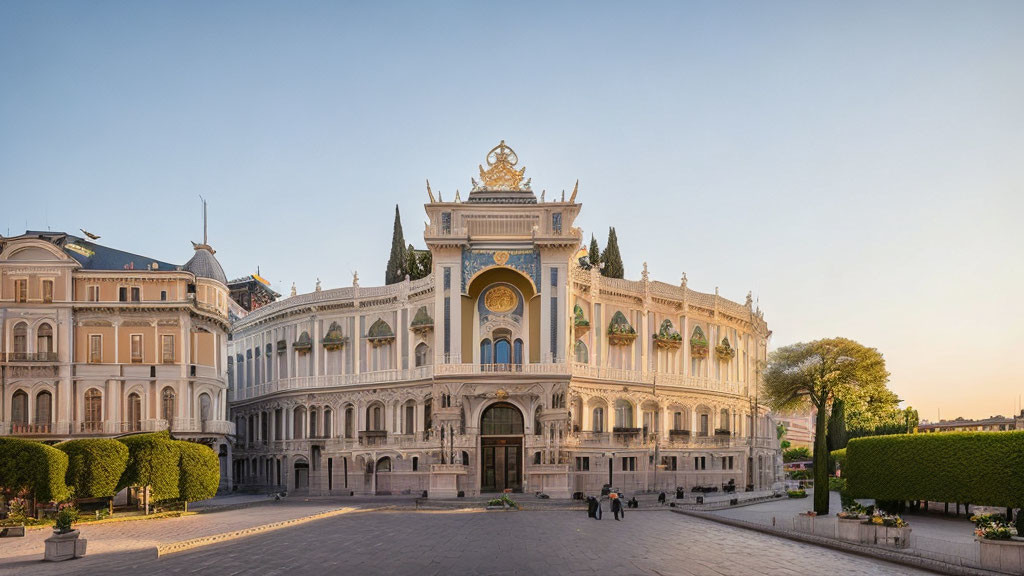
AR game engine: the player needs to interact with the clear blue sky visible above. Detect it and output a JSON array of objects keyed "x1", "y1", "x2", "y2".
[{"x1": 2, "y1": 1, "x2": 1022, "y2": 420}]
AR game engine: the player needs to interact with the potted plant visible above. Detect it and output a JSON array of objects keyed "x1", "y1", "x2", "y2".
[
  {"x1": 0, "y1": 497, "x2": 29, "y2": 538},
  {"x1": 690, "y1": 327, "x2": 709, "y2": 358},
  {"x1": 837, "y1": 503, "x2": 867, "y2": 542},
  {"x1": 974, "y1": 514, "x2": 1024, "y2": 573},
  {"x1": 715, "y1": 337, "x2": 736, "y2": 361},
  {"x1": 44, "y1": 502, "x2": 86, "y2": 561},
  {"x1": 863, "y1": 509, "x2": 911, "y2": 548}
]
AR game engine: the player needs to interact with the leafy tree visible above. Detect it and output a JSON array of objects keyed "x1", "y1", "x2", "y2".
[
  {"x1": 58, "y1": 438, "x2": 129, "y2": 499},
  {"x1": 175, "y1": 441, "x2": 220, "y2": 511},
  {"x1": 385, "y1": 205, "x2": 407, "y2": 285},
  {"x1": 762, "y1": 337, "x2": 890, "y2": 515},
  {"x1": 783, "y1": 447, "x2": 812, "y2": 462},
  {"x1": 405, "y1": 244, "x2": 421, "y2": 280},
  {"x1": 418, "y1": 249, "x2": 432, "y2": 278},
  {"x1": 600, "y1": 227, "x2": 624, "y2": 278},
  {"x1": 588, "y1": 234, "x2": 601, "y2": 268},
  {"x1": 0, "y1": 437, "x2": 70, "y2": 507},
  {"x1": 118, "y1": 431, "x2": 180, "y2": 513}
]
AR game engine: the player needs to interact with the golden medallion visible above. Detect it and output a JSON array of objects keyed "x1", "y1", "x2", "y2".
[
  {"x1": 484, "y1": 286, "x2": 517, "y2": 313},
  {"x1": 493, "y1": 251, "x2": 510, "y2": 266}
]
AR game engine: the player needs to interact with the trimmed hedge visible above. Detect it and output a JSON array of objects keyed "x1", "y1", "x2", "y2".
[
  {"x1": 845, "y1": 431, "x2": 1024, "y2": 508},
  {"x1": 0, "y1": 437, "x2": 71, "y2": 502},
  {"x1": 118, "y1": 431, "x2": 180, "y2": 502},
  {"x1": 57, "y1": 438, "x2": 129, "y2": 499},
  {"x1": 175, "y1": 441, "x2": 220, "y2": 503},
  {"x1": 831, "y1": 448, "x2": 846, "y2": 468}
]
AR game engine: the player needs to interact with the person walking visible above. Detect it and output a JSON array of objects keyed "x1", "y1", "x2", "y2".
[
  {"x1": 610, "y1": 493, "x2": 625, "y2": 521},
  {"x1": 658, "y1": 492, "x2": 666, "y2": 506}
]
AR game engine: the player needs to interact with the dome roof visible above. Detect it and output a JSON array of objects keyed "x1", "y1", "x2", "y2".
[{"x1": 184, "y1": 244, "x2": 227, "y2": 285}]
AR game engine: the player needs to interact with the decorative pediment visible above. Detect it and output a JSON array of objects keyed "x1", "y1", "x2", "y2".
[
  {"x1": 653, "y1": 319, "x2": 682, "y2": 349},
  {"x1": 473, "y1": 141, "x2": 529, "y2": 192},
  {"x1": 607, "y1": 311, "x2": 636, "y2": 345},
  {"x1": 715, "y1": 337, "x2": 736, "y2": 361},
  {"x1": 294, "y1": 331, "x2": 312, "y2": 354},
  {"x1": 690, "y1": 326, "x2": 709, "y2": 358},
  {"x1": 322, "y1": 321, "x2": 348, "y2": 351},
  {"x1": 366, "y1": 318, "x2": 395, "y2": 348},
  {"x1": 410, "y1": 306, "x2": 434, "y2": 335}
]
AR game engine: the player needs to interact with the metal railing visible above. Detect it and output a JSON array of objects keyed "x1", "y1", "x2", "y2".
[{"x1": 2, "y1": 352, "x2": 59, "y2": 362}]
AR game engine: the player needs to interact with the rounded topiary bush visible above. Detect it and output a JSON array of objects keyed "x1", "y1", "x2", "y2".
[
  {"x1": 58, "y1": 438, "x2": 129, "y2": 499},
  {"x1": 175, "y1": 441, "x2": 220, "y2": 505},
  {"x1": 0, "y1": 437, "x2": 71, "y2": 503},
  {"x1": 118, "y1": 431, "x2": 180, "y2": 502}
]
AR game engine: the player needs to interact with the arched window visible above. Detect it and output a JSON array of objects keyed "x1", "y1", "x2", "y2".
[
  {"x1": 199, "y1": 393, "x2": 211, "y2": 424},
  {"x1": 367, "y1": 403, "x2": 383, "y2": 431},
  {"x1": 161, "y1": 387, "x2": 176, "y2": 423},
  {"x1": 293, "y1": 406, "x2": 306, "y2": 439},
  {"x1": 480, "y1": 403, "x2": 524, "y2": 435},
  {"x1": 127, "y1": 393, "x2": 142, "y2": 432},
  {"x1": 574, "y1": 341, "x2": 588, "y2": 363},
  {"x1": 494, "y1": 339, "x2": 511, "y2": 365},
  {"x1": 513, "y1": 339, "x2": 523, "y2": 366},
  {"x1": 403, "y1": 400, "x2": 415, "y2": 435},
  {"x1": 35, "y1": 391, "x2": 52, "y2": 425},
  {"x1": 36, "y1": 323, "x2": 53, "y2": 356},
  {"x1": 323, "y1": 408, "x2": 332, "y2": 438},
  {"x1": 309, "y1": 407, "x2": 319, "y2": 438},
  {"x1": 11, "y1": 390, "x2": 28, "y2": 426},
  {"x1": 592, "y1": 406, "x2": 605, "y2": 433},
  {"x1": 344, "y1": 406, "x2": 354, "y2": 437},
  {"x1": 480, "y1": 339, "x2": 492, "y2": 365},
  {"x1": 614, "y1": 399, "x2": 633, "y2": 429},
  {"x1": 720, "y1": 408, "x2": 730, "y2": 432},
  {"x1": 461, "y1": 451, "x2": 470, "y2": 466},
  {"x1": 12, "y1": 322, "x2": 27, "y2": 356},
  {"x1": 414, "y1": 343, "x2": 430, "y2": 367},
  {"x1": 84, "y1": 388, "x2": 102, "y2": 431}
]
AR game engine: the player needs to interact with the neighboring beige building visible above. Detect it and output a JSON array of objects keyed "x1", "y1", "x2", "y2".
[
  {"x1": 0, "y1": 229, "x2": 235, "y2": 489},
  {"x1": 228, "y1": 142, "x2": 781, "y2": 498},
  {"x1": 775, "y1": 410, "x2": 815, "y2": 449},
  {"x1": 917, "y1": 412, "x2": 1023, "y2": 434}
]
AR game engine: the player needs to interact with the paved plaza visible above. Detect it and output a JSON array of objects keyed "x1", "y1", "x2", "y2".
[{"x1": 1, "y1": 505, "x2": 936, "y2": 576}]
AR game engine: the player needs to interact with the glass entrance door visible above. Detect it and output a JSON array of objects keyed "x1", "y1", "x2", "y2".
[{"x1": 481, "y1": 438, "x2": 522, "y2": 492}]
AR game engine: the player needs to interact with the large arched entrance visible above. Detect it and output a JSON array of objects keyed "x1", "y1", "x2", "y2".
[
  {"x1": 375, "y1": 456, "x2": 392, "y2": 495},
  {"x1": 294, "y1": 459, "x2": 309, "y2": 491},
  {"x1": 480, "y1": 402, "x2": 524, "y2": 493}
]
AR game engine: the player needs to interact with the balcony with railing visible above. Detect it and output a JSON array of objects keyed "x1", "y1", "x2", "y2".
[
  {"x1": 358, "y1": 430, "x2": 387, "y2": 446},
  {"x1": 10, "y1": 423, "x2": 52, "y2": 434},
  {"x1": 2, "y1": 352, "x2": 59, "y2": 362}
]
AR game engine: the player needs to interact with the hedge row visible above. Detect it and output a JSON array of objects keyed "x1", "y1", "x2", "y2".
[
  {"x1": 176, "y1": 440, "x2": 220, "y2": 503},
  {"x1": 845, "y1": 431, "x2": 1024, "y2": 508},
  {"x1": 0, "y1": 437, "x2": 70, "y2": 502},
  {"x1": 118, "y1": 431, "x2": 181, "y2": 501},
  {"x1": 58, "y1": 439, "x2": 129, "y2": 499}
]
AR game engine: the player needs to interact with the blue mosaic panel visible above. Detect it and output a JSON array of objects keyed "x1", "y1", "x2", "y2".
[{"x1": 461, "y1": 248, "x2": 540, "y2": 293}]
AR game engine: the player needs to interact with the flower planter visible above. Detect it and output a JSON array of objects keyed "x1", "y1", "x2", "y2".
[
  {"x1": 0, "y1": 525, "x2": 25, "y2": 538},
  {"x1": 607, "y1": 332, "x2": 637, "y2": 346},
  {"x1": 861, "y1": 524, "x2": 911, "y2": 548},
  {"x1": 836, "y1": 517, "x2": 862, "y2": 542},
  {"x1": 653, "y1": 337, "x2": 681, "y2": 350},
  {"x1": 690, "y1": 344, "x2": 709, "y2": 358},
  {"x1": 979, "y1": 537, "x2": 1024, "y2": 574},
  {"x1": 795, "y1": 513, "x2": 816, "y2": 534},
  {"x1": 44, "y1": 530, "x2": 87, "y2": 561}
]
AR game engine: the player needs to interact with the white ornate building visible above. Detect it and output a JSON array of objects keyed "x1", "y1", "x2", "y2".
[{"x1": 228, "y1": 142, "x2": 781, "y2": 497}]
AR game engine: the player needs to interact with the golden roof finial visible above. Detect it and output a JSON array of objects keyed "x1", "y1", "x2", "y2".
[
  {"x1": 569, "y1": 179, "x2": 578, "y2": 203},
  {"x1": 476, "y1": 140, "x2": 527, "y2": 191},
  {"x1": 426, "y1": 179, "x2": 435, "y2": 203}
]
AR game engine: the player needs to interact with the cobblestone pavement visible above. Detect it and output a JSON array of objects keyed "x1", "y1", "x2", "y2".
[
  {"x1": 0, "y1": 499, "x2": 356, "y2": 575},
  {"x1": 5, "y1": 509, "x2": 937, "y2": 576}
]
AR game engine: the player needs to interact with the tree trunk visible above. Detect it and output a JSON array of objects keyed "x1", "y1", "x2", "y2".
[{"x1": 814, "y1": 403, "x2": 830, "y2": 515}]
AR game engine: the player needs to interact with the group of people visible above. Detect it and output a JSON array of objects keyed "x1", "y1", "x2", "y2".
[{"x1": 585, "y1": 492, "x2": 638, "y2": 521}]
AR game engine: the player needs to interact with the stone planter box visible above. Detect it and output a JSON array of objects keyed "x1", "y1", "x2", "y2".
[
  {"x1": 860, "y1": 524, "x2": 911, "y2": 548},
  {"x1": 44, "y1": 530, "x2": 87, "y2": 561},
  {"x1": 836, "y1": 517, "x2": 862, "y2": 543},
  {"x1": 0, "y1": 525, "x2": 25, "y2": 538},
  {"x1": 979, "y1": 537, "x2": 1024, "y2": 574},
  {"x1": 794, "y1": 513, "x2": 817, "y2": 534}
]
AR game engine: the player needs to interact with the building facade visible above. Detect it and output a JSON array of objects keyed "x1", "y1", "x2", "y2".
[
  {"x1": 229, "y1": 142, "x2": 781, "y2": 498},
  {"x1": 917, "y1": 412, "x2": 1023, "y2": 433},
  {"x1": 0, "y1": 230, "x2": 235, "y2": 489}
]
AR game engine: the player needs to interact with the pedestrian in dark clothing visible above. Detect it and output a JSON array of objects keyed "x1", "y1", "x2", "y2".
[
  {"x1": 658, "y1": 492, "x2": 666, "y2": 505},
  {"x1": 610, "y1": 494, "x2": 624, "y2": 521},
  {"x1": 586, "y1": 496, "x2": 597, "y2": 518},
  {"x1": 628, "y1": 496, "x2": 639, "y2": 509}
]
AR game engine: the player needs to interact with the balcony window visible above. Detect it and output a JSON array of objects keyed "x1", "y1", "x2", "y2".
[
  {"x1": 13, "y1": 322, "x2": 28, "y2": 355},
  {"x1": 36, "y1": 391, "x2": 52, "y2": 425},
  {"x1": 127, "y1": 393, "x2": 142, "y2": 432},
  {"x1": 89, "y1": 334, "x2": 102, "y2": 363},
  {"x1": 37, "y1": 323, "x2": 53, "y2": 356},
  {"x1": 161, "y1": 387, "x2": 176, "y2": 423},
  {"x1": 161, "y1": 335, "x2": 174, "y2": 363},
  {"x1": 11, "y1": 390, "x2": 28, "y2": 426},
  {"x1": 42, "y1": 280, "x2": 53, "y2": 303},
  {"x1": 15, "y1": 279, "x2": 27, "y2": 303},
  {"x1": 131, "y1": 287, "x2": 140, "y2": 302},
  {"x1": 131, "y1": 334, "x2": 143, "y2": 363},
  {"x1": 614, "y1": 400, "x2": 633, "y2": 429},
  {"x1": 87, "y1": 285, "x2": 99, "y2": 302},
  {"x1": 84, "y1": 388, "x2": 103, "y2": 430}
]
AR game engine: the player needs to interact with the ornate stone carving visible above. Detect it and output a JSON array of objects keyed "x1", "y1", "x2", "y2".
[{"x1": 474, "y1": 141, "x2": 527, "y2": 192}]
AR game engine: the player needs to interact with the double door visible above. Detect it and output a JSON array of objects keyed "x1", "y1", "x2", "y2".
[{"x1": 481, "y1": 437, "x2": 522, "y2": 492}]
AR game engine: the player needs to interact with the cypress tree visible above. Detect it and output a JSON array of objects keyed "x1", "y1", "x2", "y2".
[
  {"x1": 601, "y1": 227, "x2": 624, "y2": 278},
  {"x1": 588, "y1": 234, "x2": 601, "y2": 268},
  {"x1": 385, "y1": 205, "x2": 407, "y2": 285},
  {"x1": 418, "y1": 250, "x2": 432, "y2": 279}
]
